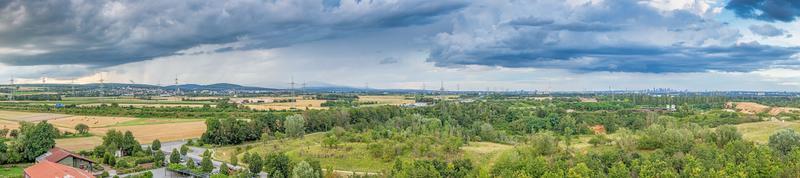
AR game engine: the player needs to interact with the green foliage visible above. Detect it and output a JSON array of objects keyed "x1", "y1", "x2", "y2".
[
  {"x1": 220, "y1": 163, "x2": 231, "y2": 175},
  {"x1": 567, "y1": 163, "x2": 592, "y2": 178},
  {"x1": 151, "y1": 139, "x2": 161, "y2": 151},
  {"x1": 154, "y1": 151, "x2": 165, "y2": 167},
  {"x1": 292, "y1": 161, "x2": 320, "y2": 178},
  {"x1": 715, "y1": 125, "x2": 742, "y2": 147},
  {"x1": 284, "y1": 114, "x2": 306, "y2": 138},
  {"x1": 230, "y1": 153, "x2": 238, "y2": 166},
  {"x1": 264, "y1": 152, "x2": 291, "y2": 178},
  {"x1": 201, "y1": 154, "x2": 214, "y2": 173},
  {"x1": 201, "y1": 117, "x2": 263, "y2": 145},
  {"x1": 608, "y1": 161, "x2": 630, "y2": 178},
  {"x1": 101, "y1": 129, "x2": 140, "y2": 156},
  {"x1": 322, "y1": 134, "x2": 340, "y2": 149},
  {"x1": 769, "y1": 128, "x2": 800, "y2": 155},
  {"x1": 170, "y1": 148, "x2": 181, "y2": 163},
  {"x1": 247, "y1": 153, "x2": 263, "y2": 175},
  {"x1": 180, "y1": 145, "x2": 189, "y2": 156},
  {"x1": 588, "y1": 134, "x2": 610, "y2": 146},
  {"x1": 18, "y1": 121, "x2": 58, "y2": 161},
  {"x1": 74, "y1": 123, "x2": 89, "y2": 134}
]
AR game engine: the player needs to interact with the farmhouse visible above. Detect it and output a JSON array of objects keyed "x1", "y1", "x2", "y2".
[
  {"x1": 24, "y1": 160, "x2": 95, "y2": 178},
  {"x1": 35, "y1": 147, "x2": 95, "y2": 172}
]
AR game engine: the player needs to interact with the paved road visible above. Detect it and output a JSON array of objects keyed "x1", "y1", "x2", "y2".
[{"x1": 147, "y1": 140, "x2": 242, "y2": 173}]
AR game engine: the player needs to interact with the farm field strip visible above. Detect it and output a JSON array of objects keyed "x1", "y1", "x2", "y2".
[{"x1": 89, "y1": 121, "x2": 206, "y2": 144}]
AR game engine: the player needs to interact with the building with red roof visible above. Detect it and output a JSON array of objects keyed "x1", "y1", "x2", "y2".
[
  {"x1": 34, "y1": 147, "x2": 95, "y2": 172},
  {"x1": 24, "y1": 160, "x2": 95, "y2": 178}
]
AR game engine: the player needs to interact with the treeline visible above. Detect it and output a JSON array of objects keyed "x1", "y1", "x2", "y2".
[
  {"x1": 487, "y1": 123, "x2": 800, "y2": 178},
  {"x1": 0, "y1": 94, "x2": 61, "y2": 101},
  {"x1": 203, "y1": 99, "x2": 761, "y2": 146},
  {"x1": 0, "y1": 102, "x2": 268, "y2": 119}
]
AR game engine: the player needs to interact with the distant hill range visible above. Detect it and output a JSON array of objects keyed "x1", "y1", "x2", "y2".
[
  {"x1": 10, "y1": 83, "x2": 279, "y2": 92},
  {"x1": 7, "y1": 82, "x2": 432, "y2": 93},
  {"x1": 164, "y1": 83, "x2": 277, "y2": 91}
]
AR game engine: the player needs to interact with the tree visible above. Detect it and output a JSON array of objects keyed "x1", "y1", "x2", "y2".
[
  {"x1": 220, "y1": 163, "x2": 231, "y2": 175},
  {"x1": 8, "y1": 129, "x2": 18, "y2": 138},
  {"x1": 292, "y1": 161, "x2": 320, "y2": 178},
  {"x1": 716, "y1": 125, "x2": 742, "y2": 147},
  {"x1": 151, "y1": 139, "x2": 161, "y2": 151},
  {"x1": 74, "y1": 123, "x2": 89, "y2": 134},
  {"x1": 249, "y1": 153, "x2": 263, "y2": 174},
  {"x1": 19, "y1": 121, "x2": 58, "y2": 161},
  {"x1": 265, "y1": 152, "x2": 291, "y2": 178},
  {"x1": 769, "y1": 129, "x2": 800, "y2": 155},
  {"x1": 186, "y1": 158, "x2": 196, "y2": 170},
  {"x1": 201, "y1": 155, "x2": 214, "y2": 173},
  {"x1": 284, "y1": 114, "x2": 306, "y2": 138},
  {"x1": 231, "y1": 153, "x2": 238, "y2": 166},
  {"x1": 180, "y1": 145, "x2": 189, "y2": 156},
  {"x1": 567, "y1": 163, "x2": 592, "y2": 178},
  {"x1": 608, "y1": 161, "x2": 629, "y2": 178},
  {"x1": 154, "y1": 151, "x2": 165, "y2": 167},
  {"x1": 322, "y1": 135, "x2": 339, "y2": 149},
  {"x1": 170, "y1": 148, "x2": 181, "y2": 163}
]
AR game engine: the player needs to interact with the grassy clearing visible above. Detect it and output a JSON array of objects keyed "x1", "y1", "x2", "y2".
[
  {"x1": 213, "y1": 133, "x2": 515, "y2": 173},
  {"x1": 0, "y1": 164, "x2": 28, "y2": 178},
  {"x1": 736, "y1": 120, "x2": 800, "y2": 144}
]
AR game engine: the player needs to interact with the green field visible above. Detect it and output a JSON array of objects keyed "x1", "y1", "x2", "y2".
[
  {"x1": 736, "y1": 120, "x2": 800, "y2": 144},
  {"x1": 213, "y1": 132, "x2": 515, "y2": 173},
  {"x1": 0, "y1": 164, "x2": 29, "y2": 178}
]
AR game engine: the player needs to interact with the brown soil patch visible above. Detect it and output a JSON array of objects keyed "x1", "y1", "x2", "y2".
[{"x1": 726, "y1": 102, "x2": 800, "y2": 115}]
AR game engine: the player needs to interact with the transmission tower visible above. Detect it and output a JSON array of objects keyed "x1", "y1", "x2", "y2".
[
  {"x1": 99, "y1": 74, "x2": 105, "y2": 97},
  {"x1": 8, "y1": 76, "x2": 14, "y2": 101},
  {"x1": 174, "y1": 75, "x2": 181, "y2": 96},
  {"x1": 288, "y1": 77, "x2": 297, "y2": 108}
]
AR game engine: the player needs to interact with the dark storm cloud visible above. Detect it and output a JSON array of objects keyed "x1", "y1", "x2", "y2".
[
  {"x1": 427, "y1": 0, "x2": 800, "y2": 73},
  {"x1": 749, "y1": 24, "x2": 787, "y2": 37},
  {"x1": 0, "y1": 0, "x2": 467, "y2": 67},
  {"x1": 726, "y1": 0, "x2": 800, "y2": 22},
  {"x1": 430, "y1": 42, "x2": 800, "y2": 73}
]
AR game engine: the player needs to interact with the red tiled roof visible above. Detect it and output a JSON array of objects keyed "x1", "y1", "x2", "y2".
[
  {"x1": 43, "y1": 147, "x2": 94, "y2": 163},
  {"x1": 24, "y1": 161, "x2": 95, "y2": 178}
]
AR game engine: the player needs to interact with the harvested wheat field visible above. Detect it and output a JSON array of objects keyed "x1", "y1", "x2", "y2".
[
  {"x1": 78, "y1": 103, "x2": 205, "y2": 108},
  {"x1": 90, "y1": 121, "x2": 206, "y2": 143},
  {"x1": 0, "y1": 120, "x2": 20, "y2": 130},
  {"x1": 49, "y1": 116, "x2": 138, "y2": 128},
  {"x1": 0, "y1": 110, "x2": 70, "y2": 122},
  {"x1": 247, "y1": 99, "x2": 327, "y2": 110},
  {"x1": 358, "y1": 95, "x2": 415, "y2": 105},
  {"x1": 56, "y1": 136, "x2": 103, "y2": 151}
]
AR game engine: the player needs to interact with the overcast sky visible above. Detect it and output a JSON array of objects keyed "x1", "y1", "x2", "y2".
[{"x1": 2, "y1": 0, "x2": 800, "y2": 91}]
